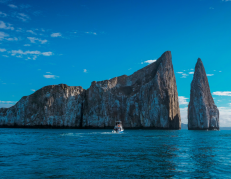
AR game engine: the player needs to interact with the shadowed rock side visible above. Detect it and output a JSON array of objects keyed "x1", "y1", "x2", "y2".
[
  {"x1": 188, "y1": 58, "x2": 219, "y2": 130},
  {"x1": 0, "y1": 51, "x2": 181, "y2": 129}
]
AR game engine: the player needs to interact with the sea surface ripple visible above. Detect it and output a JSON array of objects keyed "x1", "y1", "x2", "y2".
[{"x1": 0, "y1": 129, "x2": 231, "y2": 178}]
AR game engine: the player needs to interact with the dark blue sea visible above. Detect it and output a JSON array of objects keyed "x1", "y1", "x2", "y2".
[{"x1": 1, "y1": 129, "x2": 231, "y2": 178}]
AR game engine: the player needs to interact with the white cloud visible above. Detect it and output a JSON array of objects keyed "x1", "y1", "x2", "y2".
[
  {"x1": 180, "y1": 106, "x2": 231, "y2": 127},
  {"x1": 0, "y1": 31, "x2": 9, "y2": 39},
  {"x1": 189, "y1": 72, "x2": 194, "y2": 74},
  {"x1": 51, "y1": 33, "x2": 61, "y2": 37},
  {"x1": 43, "y1": 75, "x2": 59, "y2": 79},
  {"x1": 0, "y1": 11, "x2": 7, "y2": 17},
  {"x1": 190, "y1": 69, "x2": 194, "y2": 70},
  {"x1": 180, "y1": 73, "x2": 188, "y2": 78},
  {"x1": 83, "y1": 69, "x2": 87, "y2": 73},
  {"x1": 213, "y1": 91, "x2": 231, "y2": 96},
  {"x1": 42, "y1": 52, "x2": 52, "y2": 56},
  {"x1": 177, "y1": 72, "x2": 183, "y2": 74},
  {"x1": 0, "y1": 48, "x2": 6, "y2": 52},
  {"x1": 24, "y1": 44, "x2": 31, "y2": 46},
  {"x1": 10, "y1": 49, "x2": 53, "y2": 59},
  {"x1": 85, "y1": 32, "x2": 97, "y2": 35},
  {"x1": 0, "y1": 21, "x2": 14, "y2": 30},
  {"x1": 0, "y1": 104, "x2": 14, "y2": 108},
  {"x1": 222, "y1": 0, "x2": 231, "y2": 1},
  {"x1": 218, "y1": 107, "x2": 231, "y2": 127},
  {"x1": 206, "y1": 74, "x2": 214, "y2": 76},
  {"x1": 219, "y1": 71, "x2": 222, "y2": 72},
  {"x1": 2, "y1": 55, "x2": 8, "y2": 57},
  {"x1": 46, "y1": 72, "x2": 52, "y2": 74},
  {"x1": 27, "y1": 37, "x2": 47, "y2": 44},
  {"x1": 26, "y1": 30, "x2": 37, "y2": 35},
  {"x1": 31, "y1": 89, "x2": 35, "y2": 92},
  {"x1": 0, "y1": 100, "x2": 17, "y2": 104},
  {"x1": 8, "y1": 4, "x2": 17, "y2": 8},
  {"x1": 209, "y1": 7, "x2": 214, "y2": 9},
  {"x1": 6, "y1": 37, "x2": 18, "y2": 41},
  {"x1": 16, "y1": 13, "x2": 30, "y2": 22},
  {"x1": 178, "y1": 96, "x2": 189, "y2": 105},
  {"x1": 180, "y1": 107, "x2": 188, "y2": 124},
  {"x1": 144, "y1": 59, "x2": 156, "y2": 64}
]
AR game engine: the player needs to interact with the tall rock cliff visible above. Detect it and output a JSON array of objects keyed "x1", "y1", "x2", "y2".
[
  {"x1": 188, "y1": 58, "x2": 219, "y2": 130},
  {"x1": 0, "y1": 51, "x2": 181, "y2": 129}
]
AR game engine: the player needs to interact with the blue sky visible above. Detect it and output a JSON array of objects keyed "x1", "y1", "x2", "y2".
[{"x1": 0, "y1": 0, "x2": 231, "y2": 126}]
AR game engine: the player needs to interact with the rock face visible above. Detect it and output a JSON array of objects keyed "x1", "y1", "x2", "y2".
[
  {"x1": 0, "y1": 51, "x2": 181, "y2": 129},
  {"x1": 188, "y1": 58, "x2": 219, "y2": 130}
]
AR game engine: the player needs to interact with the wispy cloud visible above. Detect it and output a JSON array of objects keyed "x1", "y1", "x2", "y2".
[
  {"x1": 51, "y1": 33, "x2": 61, "y2": 37},
  {"x1": 181, "y1": 74, "x2": 188, "y2": 78},
  {"x1": 218, "y1": 107, "x2": 231, "y2": 127},
  {"x1": 27, "y1": 37, "x2": 47, "y2": 44},
  {"x1": 24, "y1": 44, "x2": 31, "y2": 46},
  {"x1": 85, "y1": 32, "x2": 97, "y2": 35},
  {"x1": 0, "y1": 100, "x2": 17, "y2": 104},
  {"x1": 180, "y1": 107, "x2": 188, "y2": 124},
  {"x1": 141, "y1": 59, "x2": 156, "y2": 64},
  {"x1": 42, "y1": 52, "x2": 52, "y2": 56},
  {"x1": 0, "y1": 31, "x2": 9, "y2": 39},
  {"x1": 6, "y1": 37, "x2": 18, "y2": 41},
  {"x1": 0, "y1": 48, "x2": 6, "y2": 52},
  {"x1": 206, "y1": 74, "x2": 214, "y2": 76},
  {"x1": 43, "y1": 75, "x2": 59, "y2": 79},
  {"x1": 8, "y1": 4, "x2": 17, "y2": 8},
  {"x1": 209, "y1": 7, "x2": 214, "y2": 9},
  {"x1": 177, "y1": 72, "x2": 183, "y2": 74},
  {"x1": 31, "y1": 89, "x2": 35, "y2": 92},
  {"x1": 144, "y1": 59, "x2": 156, "y2": 64},
  {"x1": 178, "y1": 96, "x2": 189, "y2": 105},
  {"x1": 222, "y1": 0, "x2": 231, "y2": 1},
  {"x1": 0, "y1": 100, "x2": 17, "y2": 108},
  {"x1": 189, "y1": 72, "x2": 194, "y2": 74},
  {"x1": 16, "y1": 13, "x2": 30, "y2": 22},
  {"x1": 83, "y1": 69, "x2": 87, "y2": 73},
  {"x1": 26, "y1": 30, "x2": 37, "y2": 35},
  {"x1": 0, "y1": 21, "x2": 14, "y2": 30},
  {"x1": 10, "y1": 49, "x2": 53, "y2": 59},
  {"x1": 213, "y1": 91, "x2": 231, "y2": 96},
  {"x1": 0, "y1": 11, "x2": 7, "y2": 17}
]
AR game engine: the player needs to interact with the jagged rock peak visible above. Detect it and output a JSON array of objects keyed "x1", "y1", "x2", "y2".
[
  {"x1": 0, "y1": 51, "x2": 181, "y2": 129},
  {"x1": 188, "y1": 58, "x2": 219, "y2": 130}
]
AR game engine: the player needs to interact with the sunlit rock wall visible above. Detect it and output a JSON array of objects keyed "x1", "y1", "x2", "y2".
[{"x1": 0, "y1": 51, "x2": 181, "y2": 129}]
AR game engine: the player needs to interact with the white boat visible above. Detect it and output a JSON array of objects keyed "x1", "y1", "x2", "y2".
[{"x1": 112, "y1": 121, "x2": 124, "y2": 133}]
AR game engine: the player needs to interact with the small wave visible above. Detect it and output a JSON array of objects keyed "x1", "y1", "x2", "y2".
[{"x1": 60, "y1": 133, "x2": 84, "y2": 136}]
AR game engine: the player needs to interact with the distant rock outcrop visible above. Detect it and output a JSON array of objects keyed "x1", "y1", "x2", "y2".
[
  {"x1": 0, "y1": 51, "x2": 181, "y2": 129},
  {"x1": 188, "y1": 58, "x2": 219, "y2": 130}
]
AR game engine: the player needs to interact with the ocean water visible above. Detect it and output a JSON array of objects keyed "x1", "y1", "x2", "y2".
[{"x1": 0, "y1": 129, "x2": 231, "y2": 178}]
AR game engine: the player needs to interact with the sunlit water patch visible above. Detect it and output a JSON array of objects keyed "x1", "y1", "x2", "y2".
[{"x1": 0, "y1": 128, "x2": 231, "y2": 178}]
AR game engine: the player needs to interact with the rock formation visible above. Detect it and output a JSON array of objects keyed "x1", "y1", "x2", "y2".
[
  {"x1": 0, "y1": 51, "x2": 181, "y2": 129},
  {"x1": 188, "y1": 58, "x2": 219, "y2": 130}
]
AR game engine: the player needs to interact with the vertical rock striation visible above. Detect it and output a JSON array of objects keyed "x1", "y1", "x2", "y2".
[
  {"x1": 188, "y1": 58, "x2": 219, "y2": 130},
  {"x1": 0, "y1": 84, "x2": 85, "y2": 127},
  {"x1": 0, "y1": 51, "x2": 181, "y2": 129}
]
